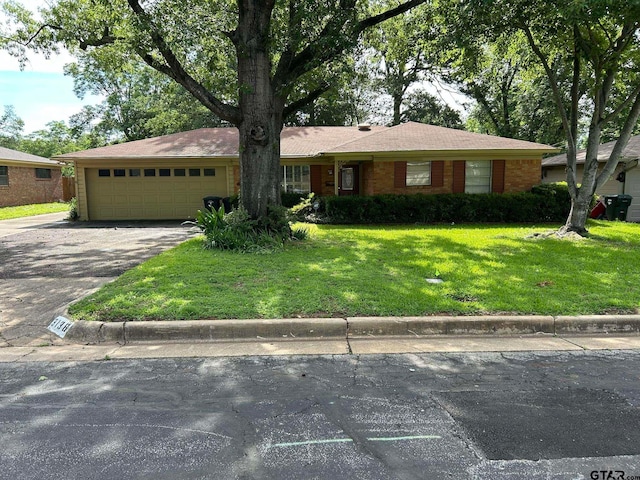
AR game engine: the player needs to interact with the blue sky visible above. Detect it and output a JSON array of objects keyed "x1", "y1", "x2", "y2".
[
  {"x1": 0, "y1": 68, "x2": 100, "y2": 134},
  {"x1": 0, "y1": 0, "x2": 100, "y2": 134}
]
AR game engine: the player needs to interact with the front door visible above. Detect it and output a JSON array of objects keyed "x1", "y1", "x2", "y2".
[{"x1": 339, "y1": 165, "x2": 359, "y2": 196}]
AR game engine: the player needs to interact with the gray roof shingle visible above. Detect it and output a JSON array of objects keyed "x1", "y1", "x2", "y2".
[
  {"x1": 542, "y1": 134, "x2": 640, "y2": 166},
  {"x1": 56, "y1": 122, "x2": 558, "y2": 160},
  {"x1": 0, "y1": 146, "x2": 59, "y2": 165}
]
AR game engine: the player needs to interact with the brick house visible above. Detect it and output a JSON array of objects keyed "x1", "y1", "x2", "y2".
[
  {"x1": 56, "y1": 122, "x2": 558, "y2": 221},
  {"x1": 0, "y1": 146, "x2": 64, "y2": 207}
]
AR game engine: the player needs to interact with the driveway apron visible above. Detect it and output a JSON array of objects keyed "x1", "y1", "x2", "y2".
[{"x1": 0, "y1": 214, "x2": 192, "y2": 347}]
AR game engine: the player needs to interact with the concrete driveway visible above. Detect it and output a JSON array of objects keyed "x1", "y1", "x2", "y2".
[{"x1": 0, "y1": 212, "x2": 193, "y2": 347}]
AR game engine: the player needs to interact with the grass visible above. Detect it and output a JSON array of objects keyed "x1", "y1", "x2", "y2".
[
  {"x1": 0, "y1": 202, "x2": 69, "y2": 220},
  {"x1": 68, "y1": 220, "x2": 640, "y2": 321}
]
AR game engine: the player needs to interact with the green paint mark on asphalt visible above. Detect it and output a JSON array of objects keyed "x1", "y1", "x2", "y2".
[
  {"x1": 368, "y1": 435, "x2": 442, "y2": 442},
  {"x1": 270, "y1": 438, "x2": 354, "y2": 448},
  {"x1": 269, "y1": 435, "x2": 441, "y2": 448}
]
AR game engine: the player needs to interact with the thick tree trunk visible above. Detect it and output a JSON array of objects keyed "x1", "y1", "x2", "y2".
[{"x1": 235, "y1": 0, "x2": 282, "y2": 220}]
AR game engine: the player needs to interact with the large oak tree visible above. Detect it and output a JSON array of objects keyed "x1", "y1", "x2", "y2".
[{"x1": 4, "y1": 0, "x2": 426, "y2": 219}]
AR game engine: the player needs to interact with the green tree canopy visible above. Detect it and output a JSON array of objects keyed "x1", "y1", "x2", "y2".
[{"x1": 3, "y1": 0, "x2": 427, "y2": 220}]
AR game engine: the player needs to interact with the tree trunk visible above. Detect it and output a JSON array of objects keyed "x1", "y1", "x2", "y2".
[
  {"x1": 392, "y1": 93, "x2": 402, "y2": 125},
  {"x1": 559, "y1": 124, "x2": 601, "y2": 236},
  {"x1": 235, "y1": 0, "x2": 282, "y2": 220},
  {"x1": 560, "y1": 191, "x2": 592, "y2": 236}
]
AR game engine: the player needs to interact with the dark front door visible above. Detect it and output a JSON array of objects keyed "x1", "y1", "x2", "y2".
[{"x1": 339, "y1": 165, "x2": 359, "y2": 196}]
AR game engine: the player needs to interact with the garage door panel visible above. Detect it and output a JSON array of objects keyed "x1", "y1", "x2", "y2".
[{"x1": 86, "y1": 166, "x2": 229, "y2": 220}]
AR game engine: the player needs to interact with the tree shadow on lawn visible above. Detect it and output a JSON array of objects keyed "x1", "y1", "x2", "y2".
[
  {"x1": 74, "y1": 223, "x2": 640, "y2": 321},
  {"x1": 272, "y1": 224, "x2": 640, "y2": 317}
]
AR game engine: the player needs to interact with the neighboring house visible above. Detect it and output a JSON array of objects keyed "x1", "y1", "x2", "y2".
[
  {"x1": 0, "y1": 146, "x2": 64, "y2": 207},
  {"x1": 542, "y1": 134, "x2": 640, "y2": 222},
  {"x1": 56, "y1": 122, "x2": 558, "y2": 221}
]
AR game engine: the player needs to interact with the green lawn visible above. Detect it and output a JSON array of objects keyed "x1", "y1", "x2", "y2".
[
  {"x1": 69, "y1": 221, "x2": 640, "y2": 321},
  {"x1": 0, "y1": 202, "x2": 69, "y2": 220}
]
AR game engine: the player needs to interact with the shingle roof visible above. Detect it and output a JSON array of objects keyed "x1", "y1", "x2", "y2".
[
  {"x1": 542, "y1": 134, "x2": 640, "y2": 167},
  {"x1": 56, "y1": 122, "x2": 558, "y2": 160},
  {"x1": 325, "y1": 122, "x2": 558, "y2": 153},
  {"x1": 0, "y1": 146, "x2": 59, "y2": 165}
]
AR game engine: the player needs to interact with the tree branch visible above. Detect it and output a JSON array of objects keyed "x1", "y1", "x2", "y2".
[
  {"x1": 273, "y1": 0, "x2": 426, "y2": 93},
  {"x1": 596, "y1": 89, "x2": 640, "y2": 190},
  {"x1": 126, "y1": 0, "x2": 241, "y2": 125},
  {"x1": 283, "y1": 82, "x2": 332, "y2": 120},
  {"x1": 23, "y1": 24, "x2": 62, "y2": 46}
]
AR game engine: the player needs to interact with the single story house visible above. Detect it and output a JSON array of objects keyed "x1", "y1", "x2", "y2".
[
  {"x1": 0, "y1": 146, "x2": 64, "y2": 207},
  {"x1": 542, "y1": 134, "x2": 640, "y2": 222},
  {"x1": 56, "y1": 122, "x2": 558, "y2": 221}
]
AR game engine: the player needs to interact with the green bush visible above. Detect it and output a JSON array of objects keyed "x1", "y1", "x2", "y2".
[
  {"x1": 67, "y1": 197, "x2": 79, "y2": 221},
  {"x1": 185, "y1": 204, "x2": 301, "y2": 253},
  {"x1": 319, "y1": 183, "x2": 572, "y2": 224}
]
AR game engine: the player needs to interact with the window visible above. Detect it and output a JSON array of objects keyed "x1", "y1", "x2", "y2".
[
  {"x1": 98, "y1": 169, "x2": 110, "y2": 177},
  {"x1": 144, "y1": 168, "x2": 156, "y2": 177},
  {"x1": 189, "y1": 168, "x2": 201, "y2": 176},
  {"x1": 0, "y1": 166, "x2": 7, "y2": 186},
  {"x1": 159, "y1": 169, "x2": 171, "y2": 177},
  {"x1": 282, "y1": 165, "x2": 310, "y2": 193},
  {"x1": 465, "y1": 160, "x2": 492, "y2": 193},
  {"x1": 174, "y1": 169, "x2": 186, "y2": 177},
  {"x1": 36, "y1": 168, "x2": 52, "y2": 179},
  {"x1": 204, "y1": 168, "x2": 216, "y2": 176},
  {"x1": 406, "y1": 162, "x2": 431, "y2": 186},
  {"x1": 114, "y1": 169, "x2": 126, "y2": 177},
  {"x1": 129, "y1": 169, "x2": 141, "y2": 177}
]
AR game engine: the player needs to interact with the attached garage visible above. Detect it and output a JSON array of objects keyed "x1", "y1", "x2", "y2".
[
  {"x1": 83, "y1": 164, "x2": 231, "y2": 220},
  {"x1": 73, "y1": 159, "x2": 234, "y2": 221}
]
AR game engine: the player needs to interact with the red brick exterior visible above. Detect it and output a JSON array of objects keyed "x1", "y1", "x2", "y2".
[
  {"x1": 229, "y1": 158, "x2": 542, "y2": 199},
  {"x1": 503, "y1": 159, "x2": 541, "y2": 193},
  {"x1": 0, "y1": 165, "x2": 63, "y2": 207},
  {"x1": 365, "y1": 161, "x2": 454, "y2": 195}
]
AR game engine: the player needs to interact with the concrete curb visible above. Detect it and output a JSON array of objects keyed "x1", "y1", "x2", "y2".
[{"x1": 64, "y1": 315, "x2": 640, "y2": 345}]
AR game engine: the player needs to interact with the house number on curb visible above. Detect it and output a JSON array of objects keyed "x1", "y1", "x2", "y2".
[{"x1": 48, "y1": 316, "x2": 74, "y2": 338}]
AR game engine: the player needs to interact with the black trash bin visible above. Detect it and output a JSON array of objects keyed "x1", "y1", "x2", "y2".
[
  {"x1": 603, "y1": 194, "x2": 633, "y2": 221},
  {"x1": 203, "y1": 196, "x2": 222, "y2": 212}
]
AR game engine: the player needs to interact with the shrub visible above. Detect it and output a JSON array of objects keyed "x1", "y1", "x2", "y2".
[
  {"x1": 185, "y1": 204, "x2": 302, "y2": 253},
  {"x1": 319, "y1": 184, "x2": 572, "y2": 224},
  {"x1": 67, "y1": 197, "x2": 79, "y2": 221}
]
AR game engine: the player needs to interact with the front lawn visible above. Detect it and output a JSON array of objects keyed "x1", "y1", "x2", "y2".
[
  {"x1": 0, "y1": 202, "x2": 69, "y2": 220},
  {"x1": 69, "y1": 221, "x2": 640, "y2": 321}
]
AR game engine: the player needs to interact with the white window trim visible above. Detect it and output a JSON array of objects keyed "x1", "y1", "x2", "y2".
[
  {"x1": 465, "y1": 160, "x2": 492, "y2": 194},
  {"x1": 406, "y1": 161, "x2": 432, "y2": 186},
  {"x1": 282, "y1": 165, "x2": 311, "y2": 193}
]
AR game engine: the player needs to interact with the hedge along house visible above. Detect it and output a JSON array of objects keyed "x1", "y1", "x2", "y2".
[
  {"x1": 56, "y1": 122, "x2": 558, "y2": 221},
  {"x1": 542, "y1": 133, "x2": 640, "y2": 222},
  {"x1": 0, "y1": 146, "x2": 64, "y2": 207}
]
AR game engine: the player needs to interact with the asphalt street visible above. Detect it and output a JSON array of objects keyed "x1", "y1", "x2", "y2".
[{"x1": 1, "y1": 350, "x2": 640, "y2": 480}]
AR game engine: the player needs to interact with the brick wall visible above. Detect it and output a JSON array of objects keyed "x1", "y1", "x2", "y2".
[
  {"x1": 503, "y1": 159, "x2": 541, "y2": 193},
  {"x1": 369, "y1": 161, "x2": 454, "y2": 195},
  {"x1": 0, "y1": 165, "x2": 63, "y2": 207}
]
